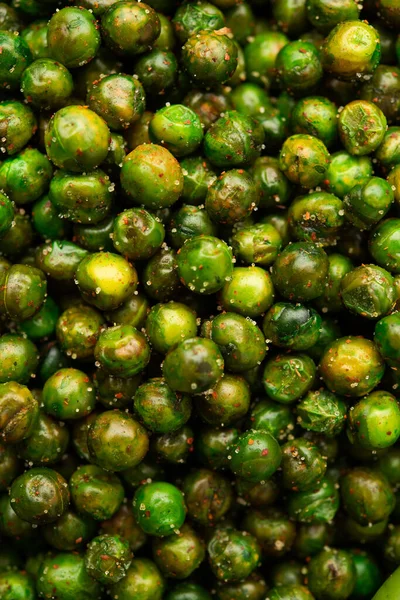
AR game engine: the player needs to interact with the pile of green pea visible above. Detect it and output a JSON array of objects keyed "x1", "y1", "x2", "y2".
[{"x1": 0, "y1": 0, "x2": 399, "y2": 598}]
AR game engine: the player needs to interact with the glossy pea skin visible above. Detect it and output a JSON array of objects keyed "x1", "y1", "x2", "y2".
[
  {"x1": 263, "y1": 302, "x2": 322, "y2": 351},
  {"x1": 0, "y1": 333, "x2": 38, "y2": 384},
  {"x1": 153, "y1": 523, "x2": 205, "y2": 579},
  {"x1": 35, "y1": 240, "x2": 88, "y2": 282},
  {"x1": 207, "y1": 527, "x2": 261, "y2": 582},
  {"x1": 95, "y1": 324, "x2": 150, "y2": 378},
  {"x1": 182, "y1": 468, "x2": 232, "y2": 526},
  {"x1": 344, "y1": 176, "x2": 394, "y2": 230},
  {"x1": 149, "y1": 104, "x2": 203, "y2": 158},
  {"x1": 319, "y1": 336, "x2": 385, "y2": 397},
  {"x1": 315, "y1": 253, "x2": 354, "y2": 313},
  {"x1": 293, "y1": 523, "x2": 333, "y2": 559},
  {"x1": 121, "y1": 143, "x2": 183, "y2": 210},
  {"x1": 276, "y1": 41, "x2": 322, "y2": 95},
  {"x1": 0, "y1": 147, "x2": 52, "y2": 205},
  {"x1": 229, "y1": 429, "x2": 282, "y2": 483},
  {"x1": 36, "y1": 552, "x2": 101, "y2": 600},
  {"x1": 21, "y1": 20, "x2": 49, "y2": 59},
  {"x1": 230, "y1": 82, "x2": 271, "y2": 119},
  {"x1": 248, "y1": 399, "x2": 295, "y2": 442},
  {"x1": 45, "y1": 106, "x2": 110, "y2": 173},
  {"x1": 0, "y1": 100, "x2": 37, "y2": 156},
  {"x1": 43, "y1": 367, "x2": 96, "y2": 420},
  {"x1": 100, "y1": 503, "x2": 147, "y2": 552},
  {"x1": 172, "y1": 0, "x2": 224, "y2": 43},
  {"x1": 93, "y1": 371, "x2": 141, "y2": 410},
  {"x1": 144, "y1": 247, "x2": 181, "y2": 301},
  {"x1": 73, "y1": 216, "x2": 115, "y2": 253},
  {"x1": 308, "y1": 549, "x2": 356, "y2": 600},
  {"x1": 21, "y1": 58, "x2": 73, "y2": 109},
  {"x1": 388, "y1": 164, "x2": 400, "y2": 207},
  {"x1": 108, "y1": 558, "x2": 165, "y2": 600},
  {"x1": 0, "y1": 493, "x2": 35, "y2": 540},
  {"x1": 288, "y1": 192, "x2": 344, "y2": 246},
  {"x1": 307, "y1": 0, "x2": 359, "y2": 32},
  {"x1": 340, "y1": 264, "x2": 395, "y2": 319},
  {"x1": 0, "y1": 216, "x2": 34, "y2": 259},
  {"x1": 56, "y1": 304, "x2": 104, "y2": 360},
  {"x1": 267, "y1": 584, "x2": 314, "y2": 600},
  {"x1": 204, "y1": 111, "x2": 264, "y2": 169},
  {"x1": 323, "y1": 150, "x2": 373, "y2": 199},
  {"x1": 165, "y1": 582, "x2": 212, "y2": 600},
  {"x1": 183, "y1": 89, "x2": 232, "y2": 132},
  {"x1": 210, "y1": 312, "x2": 266, "y2": 373},
  {"x1": 15, "y1": 412, "x2": 69, "y2": 466},
  {"x1": 291, "y1": 96, "x2": 338, "y2": 148},
  {"x1": 375, "y1": 126, "x2": 400, "y2": 169},
  {"x1": 287, "y1": 477, "x2": 340, "y2": 523},
  {"x1": 262, "y1": 353, "x2": 316, "y2": 404},
  {"x1": 297, "y1": 388, "x2": 347, "y2": 436},
  {"x1": 242, "y1": 508, "x2": 296, "y2": 558},
  {"x1": 360, "y1": 65, "x2": 400, "y2": 125},
  {"x1": 70, "y1": 464, "x2": 124, "y2": 521},
  {"x1": 88, "y1": 73, "x2": 145, "y2": 131},
  {"x1": 145, "y1": 301, "x2": 197, "y2": 354},
  {"x1": 0, "y1": 381, "x2": 39, "y2": 444},
  {"x1": 101, "y1": 1, "x2": 161, "y2": 56},
  {"x1": 281, "y1": 438, "x2": 327, "y2": 492},
  {"x1": 347, "y1": 391, "x2": 400, "y2": 449},
  {"x1": 43, "y1": 509, "x2": 97, "y2": 551},
  {"x1": 338, "y1": 100, "x2": 387, "y2": 156},
  {"x1": 244, "y1": 31, "x2": 288, "y2": 87},
  {"x1": 10, "y1": 467, "x2": 69, "y2": 525},
  {"x1": 85, "y1": 533, "x2": 132, "y2": 584},
  {"x1": 349, "y1": 550, "x2": 382, "y2": 599},
  {"x1": 134, "y1": 378, "x2": 191, "y2": 433},
  {"x1": 205, "y1": 169, "x2": 259, "y2": 226},
  {"x1": 168, "y1": 205, "x2": 217, "y2": 249},
  {"x1": 182, "y1": 30, "x2": 238, "y2": 87},
  {"x1": 375, "y1": 312, "x2": 400, "y2": 366},
  {"x1": 0, "y1": 443, "x2": 20, "y2": 491},
  {"x1": 369, "y1": 218, "x2": 400, "y2": 274},
  {"x1": 0, "y1": 31, "x2": 32, "y2": 91},
  {"x1": 231, "y1": 223, "x2": 282, "y2": 267},
  {"x1": 179, "y1": 157, "x2": 217, "y2": 206},
  {"x1": 321, "y1": 20, "x2": 381, "y2": 81},
  {"x1": 32, "y1": 195, "x2": 70, "y2": 240},
  {"x1": 151, "y1": 424, "x2": 194, "y2": 464},
  {"x1": 196, "y1": 373, "x2": 250, "y2": 425},
  {"x1": 76, "y1": 252, "x2": 138, "y2": 311},
  {"x1": 47, "y1": 7, "x2": 100, "y2": 68},
  {"x1": 279, "y1": 135, "x2": 330, "y2": 189},
  {"x1": 340, "y1": 468, "x2": 394, "y2": 526},
  {"x1": 134, "y1": 49, "x2": 178, "y2": 95},
  {"x1": 0, "y1": 571, "x2": 36, "y2": 600},
  {"x1": 249, "y1": 156, "x2": 292, "y2": 210},
  {"x1": 113, "y1": 207, "x2": 165, "y2": 261},
  {"x1": 133, "y1": 481, "x2": 186, "y2": 537},
  {"x1": 196, "y1": 426, "x2": 238, "y2": 471},
  {"x1": 219, "y1": 266, "x2": 274, "y2": 318}
]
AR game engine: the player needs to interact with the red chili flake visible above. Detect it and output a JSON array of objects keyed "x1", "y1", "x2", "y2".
[
  {"x1": 261, "y1": 449, "x2": 269, "y2": 456},
  {"x1": 248, "y1": 439, "x2": 254, "y2": 445}
]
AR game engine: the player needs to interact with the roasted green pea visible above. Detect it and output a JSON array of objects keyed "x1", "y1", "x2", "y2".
[
  {"x1": 106, "y1": 294, "x2": 148, "y2": 330},
  {"x1": 388, "y1": 163, "x2": 400, "y2": 206},
  {"x1": 94, "y1": 324, "x2": 150, "y2": 377},
  {"x1": 231, "y1": 223, "x2": 282, "y2": 267},
  {"x1": 271, "y1": 560, "x2": 304, "y2": 588},
  {"x1": 282, "y1": 438, "x2": 327, "y2": 492},
  {"x1": 219, "y1": 266, "x2": 274, "y2": 318},
  {"x1": 100, "y1": 503, "x2": 147, "y2": 552},
  {"x1": 21, "y1": 19, "x2": 48, "y2": 59},
  {"x1": 205, "y1": 169, "x2": 258, "y2": 226},
  {"x1": 182, "y1": 468, "x2": 232, "y2": 526},
  {"x1": 308, "y1": 549, "x2": 355, "y2": 600},
  {"x1": 22, "y1": 59, "x2": 73, "y2": 109},
  {"x1": 36, "y1": 552, "x2": 101, "y2": 600},
  {"x1": 347, "y1": 390, "x2": 400, "y2": 449},
  {"x1": 287, "y1": 477, "x2": 340, "y2": 523},
  {"x1": 315, "y1": 253, "x2": 354, "y2": 313},
  {"x1": 279, "y1": 134, "x2": 330, "y2": 189},
  {"x1": 134, "y1": 49, "x2": 178, "y2": 95},
  {"x1": 38, "y1": 343, "x2": 70, "y2": 384},
  {"x1": 70, "y1": 464, "x2": 124, "y2": 520},
  {"x1": 348, "y1": 550, "x2": 381, "y2": 598},
  {"x1": 248, "y1": 400, "x2": 294, "y2": 442},
  {"x1": 306, "y1": 0, "x2": 359, "y2": 32},
  {"x1": 43, "y1": 509, "x2": 96, "y2": 551},
  {"x1": 196, "y1": 426, "x2": 238, "y2": 470},
  {"x1": 0, "y1": 213, "x2": 35, "y2": 257},
  {"x1": 133, "y1": 481, "x2": 186, "y2": 536},
  {"x1": 32, "y1": 195, "x2": 70, "y2": 241},
  {"x1": 208, "y1": 527, "x2": 260, "y2": 582},
  {"x1": 0, "y1": 31, "x2": 32, "y2": 91},
  {"x1": 340, "y1": 264, "x2": 395, "y2": 319},
  {"x1": 48, "y1": 7, "x2": 100, "y2": 67},
  {"x1": 360, "y1": 65, "x2": 400, "y2": 125},
  {"x1": 101, "y1": 1, "x2": 160, "y2": 56},
  {"x1": 276, "y1": 41, "x2": 322, "y2": 95},
  {"x1": 236, "y1": 476, "x2": 280, "y2": 509},
  {"x1": 0, "y1": 443, "x2": 20, "y2": 491},
  {"x1": 145, "y1": 302, "x2": 196, "y2": 354},
  {"x1": 149, "y1": 104, "x2": 203, "y2": 158},
  {"x1": 0, "y1": 333, "x2": 38, "y2": 384},
  {"x1": 151, "y1": 424, "x2": 194, "y2": 464},
  {"x1": 183, "y1": 89, "x2": 232, "y2": 131},
  {"x1": 182, "y1": 29, "x2": 237, "y2": 87},
  {"x1": 297, "y1": 388, "x2": 347, "y2": 436},
  {"x1": 375, "y1": 127, "x2": 400, "y2": 169},
  {"x1": 294, "y1": 523, "x2": 333, "y2": 559},
  {"x1": 375, "y1": 312, "x2": 400, "y2": 367},
  {"x1": 242, "y1": 508, "x2": 296, "y2": 558},
  {"x1": 321, "y1": 21, "x2": 381, "y2": 81},
  {"x1": 204, "y1": 111, "x2": 264, "y2": 169},
  {"x1": 0, "y1": 381, "x2": 39, "y2": 444},
  {"x1": 113, "y1": 208, "x2": 165, "y2": 261},
  {"x1": 0, "y1": 100, "x2": 37, "y2": 156},
  {"x1": 0, "y1": 263, "x2": 47, "y2": 323},
  {"x1": 262, "y1": 353, "x2": 315, "y2": 404},
  {"x1": 369, "y1": 219, "x2": 400, "y2": 274},
  {"x1": 0, "y1": 148, "x2": 52, "y2": 205},
  {"x1": 229, "y1": 429, "x2": 282, "y2": 483},
  {"x1": 85, "y1": 533, "x2": 132, "y2": 584},
  {"x1": 288, "y1": 192, "x2": 344, "y2": 246},
  {"x1": 341, "y1": 468, "x2": 394, "y2": 526},
  {"x1": 0, "y1": 571, "x2": 36, "y2": 600},
  {"x1": 0, "y1": 493, "x2": 36, "y2": 540},
  {"x1": 319, "y1": 336, "x2": 385, "y2": 397},
  {"x1": 178, "y1": 157, "x2": 216, "y2": 206},
  {"x1": 196, "y1": 373, "x2": 250, "y2": 425},
  {"x1": 338, "y1": 100, "x2": 387, "y2": 156},
  {"x1": 108, "y1": 558, "x2": 165, "y2": 600},
  {"x1": 263, "y1": 302, "x2": 322, "y2": 350},
  {"x1": 172, "y1": 1, "x2": 224, "y2": 43},
  {"x1": 244, "y1": 31, "x2": 288, "y2": 87},
  {"x1": 56, "y1": 304, "x2": 104, "y2": 360},
  {"x1": 153, "y1": 523, "x2": 205, "y2": 579},
  {"x1": 134, "y1": 378, "x2": 191, "y2": 433},
  {"x1": 15, "y1": 412, "x2": 69, "y2": 466},
  {"x1": 267, "y1": 584, "x2": 314, "y2": 600},
  {"x1": 165, "y1": 582, "x2": 212, "y2": 600},
  {"x1": 143, "y1": 247, "x2": 181, "y2": 301},
  {"x1": 291, "y1": 96, "x2": 338, "y2": 148},
  {"x1": 168, "y1": 205, "x2": 217, "y2": 249},
  {"x1": 249, "y1": 156, "x2": 292, "y2": 210},
  {"x1": 43, "y1": 367, "x2": 95, "y2": 420},
  {"x1": 76, "y1": 252, "x2": 138, "y2": 311}
]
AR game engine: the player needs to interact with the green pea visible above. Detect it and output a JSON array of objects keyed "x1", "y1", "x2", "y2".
[
  {"x1": 153, "y1": 523, "x2": 205, "y2": 579},
  {"x1": 165, "y1": 582, "x2": 212, "y2": 600},
  {"x1": 134, "y1": 377, "x2": 191, "y2": 434},
  {"x1": 319, "y1": 336, "x2": 385, "y2": 397},
  {"x1": 0, "y1": 381, "x2": 39, "y2": 444},
  {"x1": 262, "y1": 353, "x2": 316, "y2": 404},
  {"x1": 308, "y1": 549, "x2": 356, "y2": 599},
  {"x1": 0, "y1": 443, "x2": 20, "y2": 491},
  {"x1": 369, "y1": 218, "x2": 400, "y2": 274},
  {"x1": 108, "y1": 558, "x2": 165, "y2": 600},
  {"x1": 347, "y1": 390, "x2": 400, "y2": 449},
  {"x1": 21, "y1": 19, "x2": 48, "y2": 59},
  {"x1": 151, "y1": 424, "x2": 194, "y2": 465},
  {"x1": 32, "y1": 195, "x2": 70, "y2": 241},
  {"x1": 276, "y1": 41, "x2": 322, "y2": 95},
  {"x1": 321, "y1": 20, "x2": 380, "y2": 81},
  {"x1": 341, "y1": 468, "x2": 394, "y2": 527},
  {"x1": 287, "y1": 477, "x2": 340, "y2": 523},
  {"x1": 348, "y1": 550, "x2": 381, "y2": 599},
  {"x1": 100, "y1": 503, "x2": 147, "y2": 552},
  {"x1": 183, "y1": 89, "x2": 232, "y2": 131},
  {"x1": 113, "y1": 207, "x2": 165, "y2": 261},
  {"x1": 244, "y1": 31, "x2": 288, "y2": 87},
  {"x1": 178, "y1": 157, "x2": 217, "y2": 206},
  {"x1": 297, "y1": 388, "x2": 347, "y2": 436},
  {"x1": 0, "y1": 147, "x2": 52, "y2": 205},
  {"x1": 168, "y1": 205, "x2": 217, "y2": 249},
  {"x1": 231, "y1": 223, "x2": 282, "y2": 267},
  {"x1": 172, "y1": 1, "x2": 224, "y2": 43},
  {"x1": 0, "y1": 31, "x2": 32, "y2": 91},
  {"x1": 56, "y1": 304, "x2": 104, "y2": 360},
  {"x1": 306, "y1": 0, "x2": 359, "y2": 32},
  {"x1": 36, "y1": 552, "x2": 101, "y2": 600},
  {"x1": 208, "y1": 527, "x2": 261, "y2": 582},
  {"x1": 205, "y1": 169, "x2": 259, "y2": 226},
  {"x1": 143, "y1": 247, "x2": 181, "y2": 301},
  {"x1": 360, "y1": 65, "x2": 400, "y2": 125},
  {"x1": 47, "y1": 6, "x2": 100, "y2": 67},
  {"x1": 338, "y1": 100, "x2": 387, "y2": 156},
  {"x1": 106, "y1": 292, "x2": 149, "y2": 330},
  {"x1": 94, "y1": 324, "x2": 150, "y2": 377},
  {"x1": 0, "y1": 333, "x2": 38, "y2": 384},
  {"x1": 0, "y1": 100, "x2": 37, "y2": 156},
  {"x1": 375, "y1": 312, "x2": 400, "y2": 366},
  {"x1": 322, "y1": 150, "x2": 373, "y2": 199},
  {"x1": 229, "y1": 429, "x2": 282, "y2": 483},
  {"x1": 15, "y1": 412, "x2": 69, "y2": 466},
  {"x1": 267, "y1": 584, "x2": 314, "y2": 600},
  {"x1": 182, "y1": 468, "x2": 232, "y2": 526},
  {"x1": 133, "y1": 481, "x2": 186, "y2": 536},
  {"x1": 249, "y1": 156, "x2": 292, "y2": 210},
  {"x1": 340, "y1": 264, "x2": 395, "y2": 319},
  {"x1": 0, "y1": 493, "x2": 36, "y2": 540},
  {"x1": 101, "y1": 1, "x2": 161, "y2": 56},
  {"x1": 182, "y1": 30, "x2": 238, "y2": 87},
  {"x1": 196, "y1": 373, "x2": 250, "y2": 426},
  {"x1": 196, "y1": 425, "x2": 239, "y2": 470},
  {"x1": 279, "y1": 134, "x2": 330, "y2": 189},
  {"x1": 42, "y1": 365, "x2": 95, "y2": 421},
  {"x1": 375, "y1": 126, "x2": 400, "y2": 169},
  {"x1": 21, "y1": 58, "x2": 73, "y2": 109},
  {"x1": 314, "y1": 253, "x2": 353, "y2": 313},
  {"x1": 148, "y1": 104, "x2": 203, "y2": 158},
  {"x1": 219, "y1": 266, "x2": 274, "y2": 318},
  {"x1": 263, "y1": 302, "x2": 322, "y2": 350},
  {"x1": 0, "y1": 571, "x2": 36, "y2": 600},
  {"x1": 43, "y1": 509, "x2": 96, "y2": 551},
  {"x1": 282, "y1": 438, "x2": 327, "y2": 492},
  {"x1": 70, "y1": 464, "x2": 124, "y2": 521},
  {"x1": 85, "y1": 534, "x2": 132, "y2": 584},
  {"x1": 236, "y1": 476, "x2": 280, "y2": 509},
  {"x1": 293, "y1": 523, "x2": 333, "y2": 559},
  {"x1": 288, "y1": 192, "x2": 344, "y2": 245},
  {"x1": 291, "y1": 96, "x2": 337, "y2": 148},
  {"x1": 271, "y1": 560, "x2": 304, "y2": 588},
  {"x1": 248, "y1": 400, "x2": 295, "y2": 442},
  {"x1": 242, "y1": 508, "x2": 296, "y2": 558}
]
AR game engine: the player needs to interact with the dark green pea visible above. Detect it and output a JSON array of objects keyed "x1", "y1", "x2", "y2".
[
  {"x1": 340, "y1": 264, "x2": 395, "y2": 319},
  {"x1": 0, "y1": 493, "x2": 36, "y2": 540},
  {"x1": 10, "y1": 467, "x2": 69, "y2": 524},
  {"x1": 94, "y1": 324, "x2": 150, "y2": 377},
  {"x1": 0, "y1": 442, "x2": 20, "y2": 490},
  {"x1": 94, "y1": 370, "x2": 140, "y2": 409},
  {"x1": 341, "y1": 468, "x2": 394, "y2": 526},
  {"x1": 314, "y1": 253, "x2": 354, "y2": 313},
  {"x1": 0, "y1": 381, "x2": 38, "y2": 444},
  {"x1": 101, "y1": 1, "x2": 160, "y2": 56},
  {"x1": 172, "y1": 1, "x2": 224, "y2": 43},
  {"x1": 36, "y1": 552, "x2": 101, "y2": 600},
  {"x1": 205, "y1": 169, "x2": 259, "y2": 226},
  {"x1": 151, "y1": 424, "x2": 194, "y2": 464},
  {"x1": 369, "y1": 218, "x2": 400, "y2": 274},
  {"x1": 15, "y1": 412, "x2": 69, "y2": 466},
  {"x1": 291, "y1": 96, "x2": 337, "y2": 149},
  {"x1": 70, "y1": 464, "x2": 124, "y2": 520},
  {"x1": 262, "y1": 353, "x2": 315, "y2": 404},
  {"x1": 85, "y1": 533, "x2": 132, "y2": 584},
  {"x1": 249, "y1": 156, "x2": 292, "y2": 210},
  {"x1": 294, "y1": 523, "x2": 333, "y2": 559},
  {"x1": 216, "y1": 573, "x2": 269, "y2": 600},
  {"x1": 134, "y1": 377, "x2": 191, "y2": 433},
  {"x1": 0, "y1": 31, "x2": 32, "y2": 91},
  {"x1": 196, "y1": 373, "x2": 250, "y2": 425},
  {"x1": 242, "y1": 508, "x2": 296, "y2": 559},
  {"x1": 0, "y1": 2, "x2": 21, "y2": 31},
  {"x1": 378, "y1": 448, "x2": 400, "y2": 486},
  {"x1": 79, "y1": 0, "x2": 118, "y2": 15},
  {"x1": 182, "y1": 468, "x2": 232, "y2": 526},
  {"x1": 196, "y1": 425, "x2": 238, "y2": 470},
  {"x1": 360, "y1": 65, "x2": 400, "y2": 125},
  {"x1": 43, "y1": 367, "x2": 95, "y2": 420},
  {"x1": 152, "y1": 14, "x2": 175, "y2": 50},
  {"x1": 183, "y1": 89, "x2": 232, "y2": 131},
  {"x1": 101, "y1": 503, "x2": 147, "y2": 552},
  {"x1": 38, "y1": 343, "x2": 70, "y2": 384},
  {"x1": 375, "y1": 312, "x2": 400, "y2": 367},
  {"x1": 108, "y1": 558, "x2": 165, "y2": 600},
  {"x1": 103, "y1": 132, "x2": 127, "y2": 177},
  {"x1": 321, "y1": 21, "x2": 380, "y2": 81},
  {"x1": 320, "y1": 336, "x2": 385, "y2": 397},
  {"x1": 306, "y1": 0, "x2": 359, "y2": 33},
  {"x1": 308, "y1": 549, "x2": 355, "y2": 599},
  {"x1": 113, "y1": 208, "x2": 165, "y2": 261},
  {"x1": 106, "y1": 292, "x2": 149, "y2": 330},
  {"x1": 288, "y1": 192, "x2": 344, "y2": 246},
  {"x1": 244, "y1": 31, "x2": 288, "y2": 87},
  {"x1": 204, "y1": 111, "x2": 264, "y2": 169},
  {"x1": 287, "y1": 477, "x2": 340, "y2": 523},
  {"x1": 76, "y1": 252, "x2": 138, "y2": 311},
  {"x1": 47, "y1": 7, "x2": 100, "y2": 68},
  {"x1": 248, "y1": 400, "x2": 295, "y2": 442},
  {"x1": 166, "y1": 582, "x2": 212, "y2": 600},
  {"x1": 134, "y1": 49, "x2": 177, "y2": 95},
  {"x1": 35, "y1": 240, "x2": 88, "y2": 281},
  {"x1": 229, "y1": 429, "x2": 281, "y2": 483},
  {"x1": 179, "y1": 157, "x2": 217, "y2": 206},
  {"x1": 0, "y1": 148, "x2": 52, "y2": 206},
  {"x1": 384, "y1": 525, "x2": 400, "y2": 564},
  {"x1": 219, "y1": 266, "x2": 273, "y2": 318},
  {"x1": 56, "y1": 304, "x2": 104, "y2": 360},
  {"x1": 21, "y1": 59, "x2": 73, "y2": 109},
  {"x1": 43, "y1": 509, "x2": 96, "y2": 551},
  {"x1": 226, "y1": 1, "x2": 254, "y2": 43},
  {"x1": 271, "y1": 560, "x2": 304, "y2": 588},
  {"x1": 71, "y1": 410, "x2": 100, "y2": 461},
  {"x1": 230, "y1": 82, "x2": 271, "y2": 119},
  {"x1": 388, "y1": 164, "x2": 400, "y2": 207},
  {"x1": 323, "y1": 150, "x2": 373, "y2": 199},
  {"x1": 209, "y1": 312, "x2": 266, "y2": 373},
  {"x1": 279, "y1": 134, "x2": 330, "y2": 188},
  {"x1": 168, "y1": 204, "x2": 216, "y2": 249},
  {"x1": 182, "y1": 29, "x2": 237, "y2": 87},
  {"x1": 208, "y1": 527, "x2": 260, "y2": 582},
  {"x1": 0, "y1": 571, "x2": 36, "y2": 600},
  {"x1": 376, "y1": 127, "x2": 400, "y2": 170},
  {"x1": 0, "y1": 333, "x2": 38, "y2": 384},
  {"x1": 347, "y1": 390, "x2": 400, "y2": 449},
  {"x1": 45, "y1": 106, "x2": 110, "y2": 173},
  {"x1": 133, "y1": 481, "x2": 186, "y2": 536},
  {"x1": 88, "y1": 73, "x2": 145, "y2": 131},
  {"x1": 338, "y1": 100, "x2": 387, "y2": 156},
  {"x1": 21, "y1": 19, "x2": 48, "y2": 59},
  {"x1": 0, "y1": 263, "x2": 47, "y2": 322},
  {"x1": 121, "y1": 459, "x2": 164, "y2": 490},
  {"x1": 73, "y1": 218, "x2": 114, "y2": 255},
  {"x1": 153, "y1": 523, "x2": 204, "y2": 579},
  {"x1": 231, "y1": 223, "x2": 282, "y2": 267},
  {"x1": 149, "y1": 104, "x2": 203, "y2": 158},
  {"x1": 0, "y1": 100, "x2": 36, "y2": 156},
  {"x1": 49, "y1": 169, "x2": 113, "y2": 225},
  {"x1": 276, "y1": 41, "x2": 322, "y2": 95},
  {"x1": 0, "y1": 213, "x2": 32, "y2": 258},
  {"x1": 297, "y1": 388, "x2": 346, "y2": 436},
  {"x1": 282, "y1": 438, "x2": 327, "y2": 492},
  {"x1": 263, "y1": 302, "x2": 322, "y2": 350},
  {"x1": 236, "y1": 476, "x2": 280, "y2": 509},
  {"x1": 32, "y1": 195, "x2": 70, "y2": 241},
  {"x1": 143, "y1": 247, "x2": 181, "y2": 301},
  {"x1": 349, "y1": 549, "x2": 382, "y2": 599},
  {"x1": 268, "y1": 584, "x2": 314, "y2": 600},
  {"x1": 121, "y1": 143, "x2": 183, "y2": 209}
]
